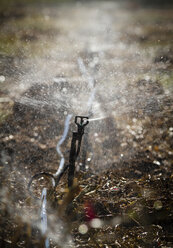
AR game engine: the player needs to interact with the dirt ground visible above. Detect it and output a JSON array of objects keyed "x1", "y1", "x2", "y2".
[{"x1": 0, "y1": 1, "x2": 173, "y2": 247}]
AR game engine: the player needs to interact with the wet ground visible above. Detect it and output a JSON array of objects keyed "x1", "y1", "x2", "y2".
[{"x1": 0, "y1": 1, "x2": 173, "y2": 247}]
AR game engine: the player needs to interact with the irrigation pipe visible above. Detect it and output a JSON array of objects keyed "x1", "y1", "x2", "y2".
[
  {"x1": 54, "y1": 114, "x2": 73, "y2": 177},
  {"x1": 40, "y1": 188, "x2": 50, "y2": 248}
]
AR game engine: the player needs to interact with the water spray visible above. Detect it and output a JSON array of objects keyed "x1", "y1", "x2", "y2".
[
  {"x1": 77, "y1": 57, "x2": 98, "y2": 170},
  {"x1": 88, "y1": 116, "x2": 107, "y2": 122},
  {"x1": 27, "y1": 58, "x2": 96, "y2": 247},
  {"x1": 77, "y1": 57, "x2": 95, "y2": 113}
]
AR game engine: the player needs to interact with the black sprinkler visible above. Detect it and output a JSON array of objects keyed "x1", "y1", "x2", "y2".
[{"x1": 28, "y1": 116, "x2": 89, "y2": 199}]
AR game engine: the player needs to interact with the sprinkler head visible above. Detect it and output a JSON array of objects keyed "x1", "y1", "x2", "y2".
[
  {"x1": 75, "y1": 116, "x2": 89, "y2": 126},
  {"x1": 75, "y1": 116, "x2": 89, "y2": 135}
]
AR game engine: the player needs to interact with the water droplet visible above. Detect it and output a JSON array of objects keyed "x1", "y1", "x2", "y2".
[
  {"x1": 154, "y1": 200, "x2": 162, "y2": 210},
  {"x1": 153, "y1": 160, "x2": 160, "y2": 166},
  {"x1": 62, "y1": 87, "x2": 67, "y2": 93},
  {"x1": 33, "y1": 132, "x2": 38, "y2": 137},
  {"x1": 112, "y1": 216, "x2": 122, "y2": 226},
  {"x1": 0, "y1": 75, "x2": 5, "y2": 83},
  {"x1": 132, "y1": 118, "x2": 137, "y2": 123},
  {"x1": 78, "y1": 224, "x2": 88, "y2": 234},
  {"x1": 90, "y1": 218, "x2": 102, "y2": 228}
]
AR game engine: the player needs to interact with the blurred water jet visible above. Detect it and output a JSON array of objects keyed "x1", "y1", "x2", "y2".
[{"x1": 89, "y1": 116, "x2": 107, "y2": 122}]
